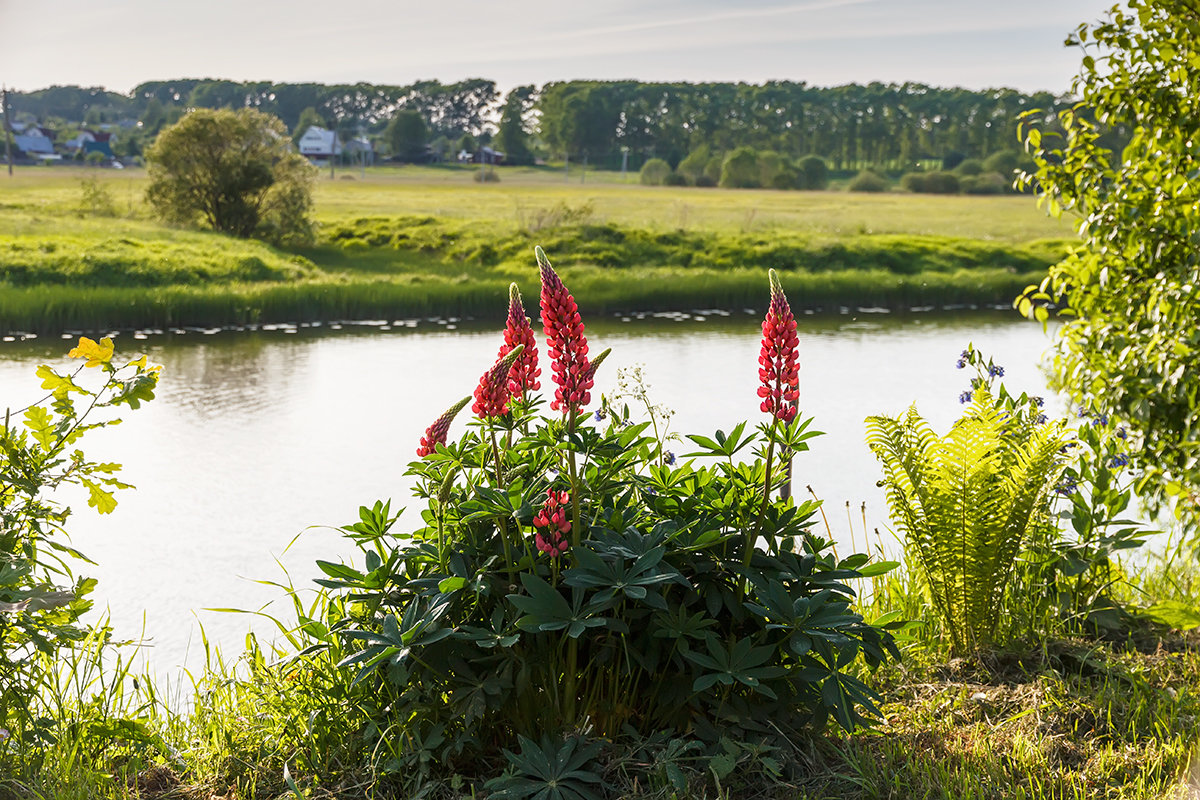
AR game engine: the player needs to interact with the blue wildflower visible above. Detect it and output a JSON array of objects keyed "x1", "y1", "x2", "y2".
[
  {"x1": 1054, "y1": 478, "x2": 1079, "y2": 496},
  {"x1": 1109, "y1": 453, "x2": 1130, "y2": 469},
  {"x1": 1035, "y1": 413, "x2": 1048, "y2": 425},
  {"x1": 956, "y1": 349, "x2": 970, "y2": 369},
  {"x1": 958, "y1": 390, "x2": 973, "y2": 404},
  {"x1": 988, "y1": 364, "x2": 1005, "y2": 378},
  {"x1": 1032, "y1": 396, "x2": 1045, "y2": 408},
  {"x1": 663, "y1": 451, "x2": 676, "y2": 466},
  {"x1": 1116, "y1": 426, "x2": 1127, "y2": 439},
  {"x1": 594, "y1": 408, "x2": 607, "y2": 422}
]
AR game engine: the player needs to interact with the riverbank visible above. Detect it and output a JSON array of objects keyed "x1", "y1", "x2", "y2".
[{"x1": 0, "y1": 166, "x2": 1074, "y2": 334}]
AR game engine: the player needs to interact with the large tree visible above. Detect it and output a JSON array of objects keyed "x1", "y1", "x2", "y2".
[
  {"x1": 1018, "y1": 0, "x2": 1200, "y2": 527},
  {"x1": 384, "y1": 109, "x2": 428, "y2": 161},
  {"x1": 145, "y1": 108, "x2": 315, "y2": 244}
]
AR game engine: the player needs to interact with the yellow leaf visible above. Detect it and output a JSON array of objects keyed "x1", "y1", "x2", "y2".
[
  {"x1": 81, "y1": 479, "x2": 118, "y2": 515},
  {"x1": 68, "y1": 336, "x2": 115, "y2": 368},
  {"x1": 36, "y1": 364, "x2": 82, "y2": 396}
]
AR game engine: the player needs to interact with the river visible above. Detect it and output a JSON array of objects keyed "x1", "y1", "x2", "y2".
[{"x1": 0, "y1": 309, "x2": 1059, "y2": 675}]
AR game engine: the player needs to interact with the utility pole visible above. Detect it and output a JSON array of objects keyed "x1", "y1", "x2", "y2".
[
  {"x1": 3, "y1": 86, "x2": 14, "y2": 177},
  {"x1": 620, "y1": 147, "x2": 629, "y2": 181}
]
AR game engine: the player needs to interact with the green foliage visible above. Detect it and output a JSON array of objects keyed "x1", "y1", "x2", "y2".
[
  {"x1": 954, "y1": 158, "x2": 984, "y2": 176},
  {"x1": 960, "y1": 173, "x2": 1007, "y2": 195},
  {"x1": 638, "y1": 158, "x2": 671, "y2": 186},
  {"x1": 77, "y1": 177, "x2": 117, "y2": 218},
  {"x1": 310, "y1": 267, "x2": 898, "y2": 787},
  {"x1": 866, "y1": 351, "x2": 1068, "y2": 653},
  {"x1": 676, "y1": 144, "x2": 712, "y2": 185},
  {"x1": 1017, "y1": 0, "x2": 1200, "y2": 530},
  {"x1": 0, "y1": 338, "x2": 159, "y2": 767},
  {"x1": 719, "y1": 146, "x2": 760, "y2": 188},
  {"x1": 847, "y1": 169, "x2": 889, "y2": 193},
  {"x1": 496, "y1": 86, "x2": 536, "y2": 166},
  {"x1": 384, "y1": 109, "x2": 428, "y2": 161},
  {"x1": 983, "y1": 149, "x2": 1021, "y2": 177},
  {"x1": 903, "y1": 170, "x2": 961, "y2": 194},
  {"x1": 146, "y1": 108, "x2": 316, "y2": 245},
  {"x1": 796, "y1": 155, "x2": 829, "y2": 190}
]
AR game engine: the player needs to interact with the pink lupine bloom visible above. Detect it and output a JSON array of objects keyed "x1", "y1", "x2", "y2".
[
  {"x1": 533, "y1": 489, "x2": 572, "y2": 557},
  {"x1": 472, "y1": 345, "x2": 525, "y2": 419},
  {"x1": 536, "y1": 246, "x2": 593, "y2": 414},
  {"x1": 757, "y1": 269, "x2": 799, "y2": 423},
  {"x1": 498, "y1": 282, "x2": 541, "y2": 399},
  {"x1": 417, "y1": 396, "x2": 470, "y2": 457}
]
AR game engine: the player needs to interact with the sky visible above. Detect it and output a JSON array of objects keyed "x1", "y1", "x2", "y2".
[{"x1": 0, "y1": 0, "x2": 1112, "y2": 95}]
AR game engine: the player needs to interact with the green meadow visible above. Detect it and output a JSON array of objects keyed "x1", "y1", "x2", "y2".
[{"x1": 0, "y1": 165, "x2": 1075, "y2": 333}]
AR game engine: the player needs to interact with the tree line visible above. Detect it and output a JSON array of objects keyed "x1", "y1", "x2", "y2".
[{"x1": 7, "y1": 78, "x2": 1075, "y2": 170}]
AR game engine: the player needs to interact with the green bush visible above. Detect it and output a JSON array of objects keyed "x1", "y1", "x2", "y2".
[
  {"x1": 315, "y1": 260, "x2": 899, "y2": 784},
  {"x1": 719, "y1": 146, "x2": 761, "y2": 188},
  {"x1": 694, "y1": 174, "x2": 717, "y2": 188},
  {"x1": 921, "y1": 171, "x2": 961, "y2": 194},
  {"x1": 796, "y1": 155, "x2": 830, "y2": 190},
  {"x1": 866, "y1": 350, "x2": 1067, "y2": 653},
  {"x1": 900, "y1": 172, "x2": 928, "y2": 193},
  {"x1": 961, "y1": 173, "x2": 1008, "y2": 195},
  {"x1": 663, "y1": 171, "x2": 688, "y2": 186},
  {"x1": 771, "y1": 169, "x2": 799, "y2": 190},
  {"x1": 954, "y1": 158, "x2": 985, "y2": 176},
  {"x1": 639, "y1": 158, "x2": 672, "y2": 186},
  {"x1": 847, "y1": 170, "x2": 889, "y2": 192},
  {"x1": 983, "y1": 150, "x2": 1021, "y2": 176},
  {"x1": 676, "y1": 144, "x2": 712, "y2": 184},
  {"x1": 1, "y1": 338, "x2": 160, "y2": 764}
]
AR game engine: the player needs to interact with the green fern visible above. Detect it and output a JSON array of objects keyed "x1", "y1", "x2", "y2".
[{"x1": 866, "y1": 389, "x2": 1067, "y2": 653}]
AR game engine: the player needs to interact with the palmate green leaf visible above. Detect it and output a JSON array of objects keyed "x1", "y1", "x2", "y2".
[{"x1": 507, "y1": 573, "x2": 609, "y2": 638}]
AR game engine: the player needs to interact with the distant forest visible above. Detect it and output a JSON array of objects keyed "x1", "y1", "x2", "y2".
[{"x1": 5, "y1": 78, "x2": 1078, "y2": 170}]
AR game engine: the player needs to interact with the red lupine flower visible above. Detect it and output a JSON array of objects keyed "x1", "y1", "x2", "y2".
[
  {"x1": 757, "y1": 269, "x2": 799, "y2": 423},
  {"x1": 417, "y1": 396, "x2": 470, "y2": 457},
  {"x1": 473, "y1": 345, "x2": 525, "y2": 419},
  {"x1": 533, "y1": 489, "x2": 571, "y2": 557},
  {"x1": 536, "y1": 246, "x2": 593, "y2": 414},
  {"x1": 498, "y1": 282, "x2": 541, "y2": 399}
]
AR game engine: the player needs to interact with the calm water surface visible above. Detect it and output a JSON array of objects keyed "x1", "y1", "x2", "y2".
[{"x1": 0, "y1": 311, "x2": 1059, "y2": 674}]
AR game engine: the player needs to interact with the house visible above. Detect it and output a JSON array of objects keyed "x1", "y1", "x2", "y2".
[
  {"x1": 82, "y1": 140, "x2": 114, "y2": 159},
  {"x1": 297, "y1": 126, "x2": 342, "y2": 161},
  {"x1": 14, "y1": 131, "x2": 55, "y2": 156},
  {"x1": 457, "y1": 145, "x2": 506, "y2": 165}
]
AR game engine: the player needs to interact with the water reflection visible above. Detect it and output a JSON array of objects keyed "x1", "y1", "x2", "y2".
[{"x1": 0, "y1": 311, "x2": 1057, "y2": 676}]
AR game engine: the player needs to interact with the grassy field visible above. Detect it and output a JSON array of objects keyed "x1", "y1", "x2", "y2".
[{"x1": 0, "y1": 165, "x2": 1077, "y2": 333}]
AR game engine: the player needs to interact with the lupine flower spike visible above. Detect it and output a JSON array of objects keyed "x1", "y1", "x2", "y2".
[
  {"x1": 534, "y1": 489, "x2": 572, "y2": 556},
  {"x1": 499, "y1": 282, "x2": 541, "y2": 400},
  {"x1": 417, "y1": 396, "x2": 470, "y2": 457},
  {"x1": 758, "y1": 269, "x2": 799, "y2": 423},
  {"x1": 536, "y1": 246, "x2": 593, "y2": 415},
  {"x1": 473, "y1": 345, "x2": 525, "y2": 419}
]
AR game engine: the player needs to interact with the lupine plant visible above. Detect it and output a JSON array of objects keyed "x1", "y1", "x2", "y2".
[{"x1": 314, "y1": 250, "x2": 898, "y2": 784}]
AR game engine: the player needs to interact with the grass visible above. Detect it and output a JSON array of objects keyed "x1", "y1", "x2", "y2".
[
  {"x1": 4, "y1": 559, "x2": 1198, "y2": 800},
  {"x1": 0, "y1": 166, "x2": 1077, "y2": 333}
]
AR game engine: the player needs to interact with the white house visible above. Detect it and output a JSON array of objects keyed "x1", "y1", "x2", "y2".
[{"x1": 297, "y1": 126, "x2": 342, "y2": 161}]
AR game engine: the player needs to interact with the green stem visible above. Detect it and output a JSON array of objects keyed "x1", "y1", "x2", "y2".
[{"x1": 565, "y1": 409, "x2": 581, "y2": 724}]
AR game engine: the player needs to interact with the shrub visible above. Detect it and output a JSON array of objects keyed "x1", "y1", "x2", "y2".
[
  {"x1": 983, "y1": 150, "x2": 1021, "y2": 177},
  {"x1": 867, "y1": 349, "x2": 1067, "y2": 653},
  {"x1": 1, "y1": 338, "x2": 159, "y2": 759},
  {"x1": 473, "y1": 167, "x2": 501, "y2": 183},
  {"x1": 900, "y1": 172, "x2": 928, "y2": 193},
  {"x1": 703, "y1": 154, "x2": 724, "y2": 183},
  {"x1": 961, "y1": 173, "x2": 1008, "y2": 195},
  {"x1": 757, "y1": 150, "x2": 785, "y2": 187},
  {"x1": 694, "y1": 174, "x2": 718, "y2": 188},
  {"x1": 719, "y1": 146, "x2": 761, "y2": 188},
  {"x1": 639, "y1": 158, "x2": 672, "y2": 185},
  {"x1": 78, "y1": 176, "x2": 117, "y2": 217},
  {"x1": 921, "y1": 171, "x2": 961, "y2": 194},
  {"x1": 796, "y1": 155, "x2": 830, "y2": 190},
  {"x1": 146, "y1": 108, "x2": 316, "y2": 245},
  {"x1": 663, "y1": 171, "x2": 688, "y2": 186},
  {"x1": 771, "y1": 169, "x2": 799, "y2": 190},
  {"x1": 847, "y1": 169, "x2": 889, "y2": 192},
  {"x1": 954, "y1": 158, "x2": 985, "y2": 176},
  {"x1": 315, "y1": 258, "x2": 899, "y2": 782},
  {"x1": 676, "y1": 144, "x2": 711, "y2": 184}
]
